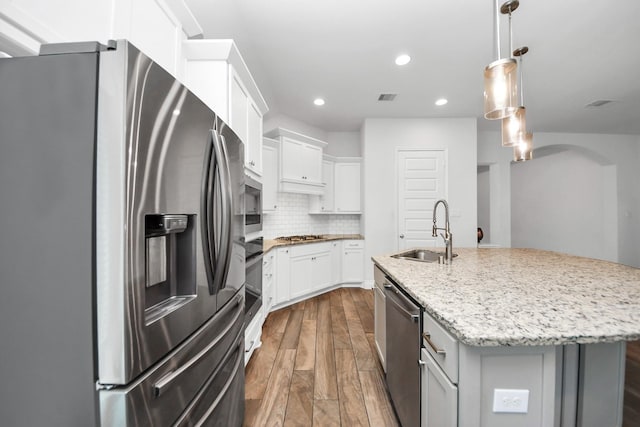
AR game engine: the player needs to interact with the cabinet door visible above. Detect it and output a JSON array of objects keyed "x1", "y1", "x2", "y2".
[
  {"x1": 374, "y1": 284, "x2": 386, "y2": 372},
  {"x1": 289, "y1": 255, "x2": 313, "y2": 299},
  {"x1": 330, "y1": 241, "x2": 342, "y2": 285},
  {"x1": 334, "y1": 163, "x2": 361, "y2": 213},
  {"x1": 302, "y1": 144, "x2": 323, "y2": 184},
  {"x1": 310, "y1": 251, "x2": 332, "y2": 292},
  {"x1": 281, "y1": 138, "x2": 307, "y2": 182},
  {"x1": 262, "y1": 144, "x2": 278, "y2": 212},
  {"x1": 246, "y1": 101, "x2": 262, "y2": 175},
  {"x1": 342, "y1": 248, "x2": 364, "y2": 283},
  {"x1": 321, "y1": 160, "x2": 335, "y2": 211},
  {"x1": 275, "y1": 248, "x2": 290, "y2": 305},
  {"x1": 421, "y1": 349, "x2": 458, "y2": 427},
  {"x1": 229, "y1": 71, "x2": 248, "y2": 145}
]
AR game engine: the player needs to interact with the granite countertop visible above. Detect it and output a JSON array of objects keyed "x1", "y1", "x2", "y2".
[
  {"x1": 264, "y1": 234, "x2": 364, "y2": 253},
  {"x1": 372, "y1": 248, "x2": 640, "y2": 347}
]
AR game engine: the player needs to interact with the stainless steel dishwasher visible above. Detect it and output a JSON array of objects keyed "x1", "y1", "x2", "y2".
[{"x1": 384, "y1": 276, "x2": 422, "y2": 427}]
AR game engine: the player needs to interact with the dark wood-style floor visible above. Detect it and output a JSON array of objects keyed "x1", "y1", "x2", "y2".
[
  {"x1": 244, "y1": 287, "x2": 640, "y2": 426},
  {"x1": 243, "y1": 287, "x2": 399, "y2": 427}
]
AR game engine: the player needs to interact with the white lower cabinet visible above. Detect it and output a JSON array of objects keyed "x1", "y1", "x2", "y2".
[
  {"x1": 342, "y1": 240, "x2": 365, "y2": 283},
  {"x1": 271, "y1": 240, "x2": 365, "y2": 310},
  {"x1": 289, "y1": 243, "x2": 332, "y2": 299},
  {"x1": 373, "y1": 266, "x2": 386, "y2": 372},
  {"x1": 262, "y1": 250, "x2": 276, "y2": 314},
  {"x1": 275, "y1": 247, "x2": 291, "y2": 305},
  {"x1": 244, "y1": 311, "x2": 262, "y2": 365},
  {"x1": 421, "y1": 348, "x2": 458, "y2": 427},
  {"x1": 330, "y1": 241, "x2": 342, "y2": 285}
]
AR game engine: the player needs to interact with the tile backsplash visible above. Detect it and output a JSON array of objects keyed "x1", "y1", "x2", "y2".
[{"x1": 263, "y1": 192, "x2": 361, "y2": 239}]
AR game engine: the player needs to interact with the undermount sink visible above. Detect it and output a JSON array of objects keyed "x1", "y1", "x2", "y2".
[{"x1": 392, "y1": 249, "x2": 458, "y2": 263}]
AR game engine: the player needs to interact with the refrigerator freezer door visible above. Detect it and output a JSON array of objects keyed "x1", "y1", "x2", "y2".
[
  {"x1": 100, "y1": 293, "x2": 245, "y2": 427},
  {"x1": 96, "y1": 41, "x2": 245, "y2": 385}
]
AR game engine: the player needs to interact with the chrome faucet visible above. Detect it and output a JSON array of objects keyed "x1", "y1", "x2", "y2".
[{"x1": 432, "y1": 199, "x2": 453, "y2": 263}]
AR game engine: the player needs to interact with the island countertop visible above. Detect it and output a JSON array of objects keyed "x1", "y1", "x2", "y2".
[{"x1": 372, "y1": 248, "x2": 640, "y2": 347}]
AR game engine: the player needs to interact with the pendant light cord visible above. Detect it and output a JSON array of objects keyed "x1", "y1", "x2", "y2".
[{"x1": 494, "y1": 0, "x2": 501, "y2": 60}]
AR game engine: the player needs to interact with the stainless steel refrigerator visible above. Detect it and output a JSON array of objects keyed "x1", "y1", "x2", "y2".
[{"x1": 0, "y1": 40, "x2": 246, "y2": 426}]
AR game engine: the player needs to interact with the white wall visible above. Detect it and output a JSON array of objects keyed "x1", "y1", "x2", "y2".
[
  {"x1": 511, "y1": 148, "x2": 616, "y2": 262},
  {"x1": 362, "y1": 118, "x2": 478, "y2": 282},
  {"x1": 478, "y1": 131, "x2": 640, "y2": 267},
  {"x1": 326, "y1": 131, "x2": 361, "y2": 157}
]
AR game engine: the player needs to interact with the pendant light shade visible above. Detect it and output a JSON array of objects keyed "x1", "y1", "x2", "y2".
[
  {"x1": 484, "y1": 58, "x2": 518, "y2": 120},
  {"x1": 513, "y1": 132, "x2": 533, "y2": 161},
  {"x1": 501, "y1": 106, "x2": 526, "y2": 146}
]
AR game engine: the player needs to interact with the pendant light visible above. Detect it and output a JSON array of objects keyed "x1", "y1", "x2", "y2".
[
  {"x1": 483, "y1": 0, "x2": 519, "y2": 120},
  {"x1": 514, "y1": 131, "x2": 533, "y2": 161},
  {"x1": 502, "y1": 46, "x2": 528, "y2": 147}
]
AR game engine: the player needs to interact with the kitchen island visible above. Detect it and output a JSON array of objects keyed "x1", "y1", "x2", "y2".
[{"x1": 372, "y1": 248, "x2": 640, "y2": 427}]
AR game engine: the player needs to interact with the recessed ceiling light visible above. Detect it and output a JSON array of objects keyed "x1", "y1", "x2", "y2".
[
  {"x1": 435, "y1": 98, "x2": 448, "y2": 106},
  {"x1": 395, "y1": 54, "x2": 411, "y2": 66},
  {"x1": 313, "y1": 98, "x2": 325, "y2": 106}
]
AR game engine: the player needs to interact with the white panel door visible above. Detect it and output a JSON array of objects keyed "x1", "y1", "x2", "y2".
[{"x1": 397, "y1": 150, "x2": 446, "y2": 250}]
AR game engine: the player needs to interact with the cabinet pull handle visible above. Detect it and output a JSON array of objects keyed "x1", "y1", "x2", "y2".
[
  {"x1": 422, "y1": 332, "x2": 446, "y2": 356},
  {"x1": 418, "y1": 359, "x2": 426, "y2": 366}
]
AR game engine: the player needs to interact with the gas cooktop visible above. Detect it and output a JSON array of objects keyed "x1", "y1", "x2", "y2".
[{"x1": 275, "y1": 235, "x2": 324, "y2": 242}]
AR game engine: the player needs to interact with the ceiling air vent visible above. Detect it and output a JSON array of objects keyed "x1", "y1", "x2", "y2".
[
  {"x1": 378, "y1": 93, "x2": 397, "y2": 101},
  {"x1": 585, "y1": 99, "x2": 615, "y2": 108}
]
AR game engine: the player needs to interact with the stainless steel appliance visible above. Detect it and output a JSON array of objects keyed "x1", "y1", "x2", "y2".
[
  {"x1": 245, "y1": 237, "x2": 263, "y2": 326},
  {"x1": 384, "y1": 276, "x2": 423, "y2": 427},
  {"x1": 245, "y1": 176, "x2": 263, "y2": 234},
  {"x1": 0, "y1": 40, "x2": 245, "y2": 426}
]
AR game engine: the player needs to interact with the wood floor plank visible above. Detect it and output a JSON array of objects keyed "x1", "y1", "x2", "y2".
[
  {"x1": 359, "y1": 369, "x2": 400, "y2": 427},
  {"x1": 243, "y1": 399, "x2": 261, "y2": 427},
  {"x1": 295, "y1": 319, "x2": 317, "y2": 371},
  {"x1": 314, "y1": 332, "x2": 338, "y2": 399},
  {"x1": 316, "y1": 292, "x2": 332, "y2": 334},
  {"x1": 341, "y1": 289, "x2": 377, "y2": 370},
  {"x1": 312, "y1": 399, "x2": 341, "y2": 427},
  {"x1": 330, "y1": 299, "x2": 352, "y2": 350},
  {"x1": 283, "y1": 370, "x2": 314, "y2": 427},
  {"x1": 335, "y1": 349, "x2": 370, "y2": 426},
  {"x1": 290, "y1": 299, "x2": 307, "y2": 311},
  {"x1": 355, "y1": 301, "x2": 374, "y2": 334},
  {"x1": 245, "y1": 331, "x2": 284, "y2": 400},
  {"x1": 624, "y1": 349, "x2": 640, "y2": 426},
  {"x1": 254, "y1": 349, "x2": 297, "y2": 427},
  {"x1": 366, "y1": 332, "x2": 385, "y2": 376},
  {"x1": 264, "y1": 307, "x2": 291, "y2": 336},
  {"x1": 303, "y1": 296, "x2": 318, "y2": 320},
  {"x1": 281, "y1": 309, "x2": 304, "y2": 349}
]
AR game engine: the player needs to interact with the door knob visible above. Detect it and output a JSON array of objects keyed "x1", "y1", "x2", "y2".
[{"x1": 399, "y1": 234, "x2": 405, "y2": 238}]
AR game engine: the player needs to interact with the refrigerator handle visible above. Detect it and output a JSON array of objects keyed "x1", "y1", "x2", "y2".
[
  {"x1": 210, "y1": 129, "x2": 232, "y2": 295},
  {"x1": 217, "y1": 133, "x2": 234, "y2": 290},
  {"x1": 200, "y1": 131, "x2": 216, "y2": 294},
  {"x1": 152, "y1": 293, "x2": 242, "y2": 397}
]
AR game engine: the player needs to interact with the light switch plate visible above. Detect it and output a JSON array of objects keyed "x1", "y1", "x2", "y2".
[{"x1": 492, "y1": 389, "x2": 529, "y2": 413}]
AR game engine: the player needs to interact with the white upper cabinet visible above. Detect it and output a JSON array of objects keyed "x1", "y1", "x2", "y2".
[
  {"x1": 334, "y1": 162, "x2": 361, "y2": 213},
  {"x1": 310, "y1": 160, "x2": 335, "y2": 213},
  {"x1": 0, "y1": 0, "x2": 201, "y2": 78},
  {"x1": 262, "y1": 138, "x2": 279, "y2": 213},
  {"x1": 264, "y1": 128, "x2": 327, "y2": 195},
  {"x1": 310, "y1": 157, "x2": 361, "y2": 214},
  {"x1": 183, "y1": 39, "x2": 268, "y2": 180}
]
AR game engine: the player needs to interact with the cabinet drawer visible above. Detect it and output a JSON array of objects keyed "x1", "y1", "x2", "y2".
[
  {"x1": 423, "y1": 312, "x2": 459, "y2": 383},
  {"x1": 374, "y1": 265, "x2": 386, "y2": 289},
  {"x1": 343, "y1": 240, "x2": 364, "y2": 249},
  {"x1": 290, "y1": 241, "x2": 330, "y2": 257}
]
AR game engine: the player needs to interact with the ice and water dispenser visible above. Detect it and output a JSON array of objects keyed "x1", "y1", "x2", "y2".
[{"x1": 144, "y1": 214, "x2": 196, "y2": 324}]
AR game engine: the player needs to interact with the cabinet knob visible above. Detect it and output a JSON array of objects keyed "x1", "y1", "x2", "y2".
[
  {"x1": 274, "y1": 205, "x2": 277, "y2": 209},
  {"x1": 399, "y1": 234, "x2": 405, "y2": 238}
]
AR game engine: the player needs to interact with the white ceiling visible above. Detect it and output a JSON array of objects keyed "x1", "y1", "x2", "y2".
[{"x1": 186, "y1": 0, "x2": 640, "y2": 135}]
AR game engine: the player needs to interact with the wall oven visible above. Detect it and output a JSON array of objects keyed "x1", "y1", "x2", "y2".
[
  {"x1": 245, "y1": 237, "x2": 263, "y2": 326},
  {"x1": 245, "y1": 176, "x2": 262, "y2": 235}
]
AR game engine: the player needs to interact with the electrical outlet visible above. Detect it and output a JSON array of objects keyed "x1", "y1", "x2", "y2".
[{"x1": 492, "y1": 389, "x2": 529, "y2": 413}]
